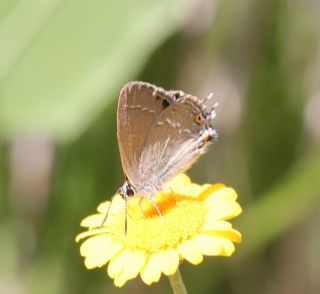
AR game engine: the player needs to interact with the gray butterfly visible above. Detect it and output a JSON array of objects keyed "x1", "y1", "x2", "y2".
[{"x1": 116, "y1": 82, "x2": 217, "y2": 213}]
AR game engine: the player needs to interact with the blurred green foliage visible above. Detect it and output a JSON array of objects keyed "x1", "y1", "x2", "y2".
[
  {"x1": 0, "y1": 0, "x2": 194, "y2": 141},
  {"x1": 0, "y1": 0, "x2": 320, "y2": 294}
]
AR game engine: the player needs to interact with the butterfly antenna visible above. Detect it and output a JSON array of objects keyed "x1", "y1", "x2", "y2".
[
  {"x1": 209, "y1": 102, "x2": 218, "y2": 120},
  {"x1": 201, "y1": 92, "x2": 214, "y2": 105},
  {"x1": 99, "y1": 186, "x2": 122, "y2": 230},
  {"x1": 99, "y1": 198, "x2": 113, "y2": 230},
  {"x1": 125, "y1": 195, "x2": 128, "y2": 234}
]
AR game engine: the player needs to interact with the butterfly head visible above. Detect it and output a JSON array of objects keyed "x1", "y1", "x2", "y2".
[{"x1": 118, "y1": 181, "x2": 135, "y2": 199}]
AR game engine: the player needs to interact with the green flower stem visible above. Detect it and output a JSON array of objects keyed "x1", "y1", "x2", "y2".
[{"x1": 168, "y1": 269, "x2": 187, "y2": 294}]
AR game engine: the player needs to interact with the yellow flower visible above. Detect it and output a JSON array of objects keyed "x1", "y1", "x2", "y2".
[{"x1": 76, "y1": 174, "x2": 242, "y2": 287}]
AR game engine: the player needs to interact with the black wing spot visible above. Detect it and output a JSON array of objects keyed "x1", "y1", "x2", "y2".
[
  {"x1": 162, "y1": 99, "x2": 170, "y2": 110},
  {"x1": 173, "y1": 91, "x2": 182, "y2": 100},
  {"x1": 156, "y1": 95, "x2": 161, "y2": 100}
]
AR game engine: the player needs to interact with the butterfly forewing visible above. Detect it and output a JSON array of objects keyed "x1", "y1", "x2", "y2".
[{"x1": 117, "y1": 82, "x2": 174, "y2": 187}]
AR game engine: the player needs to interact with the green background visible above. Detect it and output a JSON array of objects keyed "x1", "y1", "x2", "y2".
[{"x1": 0, "y1": 0, "x2": 319, "y2": 293}]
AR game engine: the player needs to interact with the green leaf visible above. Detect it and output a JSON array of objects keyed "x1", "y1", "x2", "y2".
[
  {"x1": 0, "y1": 0, "x2": 196, "y2": 142},
  {"x1": 234, "y1": 150, "x2": 320, "y2": 261}
]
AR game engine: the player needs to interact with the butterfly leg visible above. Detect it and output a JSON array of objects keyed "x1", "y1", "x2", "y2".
[
  {"x1": 161, "y1": 184, "x2": 174, "y2": 194},
  {"x1": 147, "y1": 196, "x2": 164, "y2": 220}
]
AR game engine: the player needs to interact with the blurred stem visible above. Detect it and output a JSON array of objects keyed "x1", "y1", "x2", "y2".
[{"x1": 168, "y1": 269, "x2": 187, "y2": 294}]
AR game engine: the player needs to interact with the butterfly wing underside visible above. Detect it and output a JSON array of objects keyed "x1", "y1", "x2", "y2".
[
  {"x1": 118, "y1": 82, "x2": 215, "y2": 197},
  {"x1": 137, "y1": 95, "x2": 210, "y2": 195},
  {"x1": 117, "y1": 82, "x2": 174, "y2": 187}
]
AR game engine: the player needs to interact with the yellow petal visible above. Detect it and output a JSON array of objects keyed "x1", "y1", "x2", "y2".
[
  {"x1": 204, "y1": 229, "x2": 242, "y2": 243},
  {"x1": 205, "y1": 187, "x2": 238, "y2": 203},
  {"x1": 108, "y1": 249, "x2": 131, "y2": 278},
  {"x1": 202, "y1": 220, "x2": 232, "y2": 231},
  {"x1": 122, "y1": 251, "x2": 147, "y2": 280},
  {"x1": 177, "y1": 240, "x2": 203, "y2": 265},
  {"x1": 80, "y1": 235, "x2": 123, "y2": 269},
  {"x1": 199, "y1": 183, "x2": 226, "y2": 200},
  {"x1": 160, "y1": 249, "x2": 179, "y2": 276},
  {"x1": 193, "y1": 234, "x2": 235, "y2": 256},
  {"x1": 167, "y1": 174, "x2": 191, "y2": 189},
  {"x1": 178, "y1": 183, "x2": 211, "y2": 198},
  {"x1": 80, "y1": 214, "x2": 106, "y2": 227},
  {"x1": 75, "y1": 228, "x2": 109, "y2": 242},
  {"x1": 97, "y1": 196, "x2": 123, "y2": 214},
  {"x1": 206, "y1": 200, "x2": 242, "y2": 220},
  {"x1": 163, "y1": 173, "x2": 211, "y2": 197},
  {"x1": 97, "y1": 201, "x2": 111, "y2": 213},
  {"x1": 114, "y1": 272, "x2": 128, "y2": 288},
  {"x1": 213, "y1": 237, "x2": 235, "y2": 256},
  {"x1": 140, "y1": 254, "x2": 162, "y2": 285}
]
